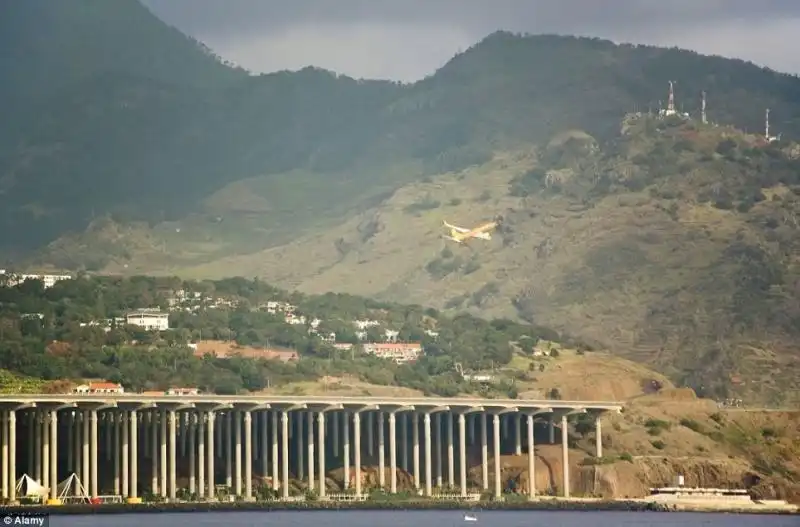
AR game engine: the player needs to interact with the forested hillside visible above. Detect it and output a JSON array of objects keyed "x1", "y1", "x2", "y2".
[{"x1": 3, "y1": 0, "x2": 800, "y2": 261}]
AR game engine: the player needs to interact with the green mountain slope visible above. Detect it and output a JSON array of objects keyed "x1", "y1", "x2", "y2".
[
  {"x1": 164, "y1": 115, "x2": 800, "y2": 406},
  {"x1": 3, "y1": 3, "x2": 800, "y2": 260},
  {"x1": 0, "y1": 0, "x2": 243, "y2": 104}
]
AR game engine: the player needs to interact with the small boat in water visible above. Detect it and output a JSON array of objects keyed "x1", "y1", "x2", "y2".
[{"x1": 463, "y1": 512, "x2": 478, "y2": 522}]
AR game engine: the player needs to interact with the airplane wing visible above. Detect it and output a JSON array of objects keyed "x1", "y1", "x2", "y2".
[
  {"x1": 443, "y1": 221, "x2": 470, "y2": 233},
  {"x1": 471, "y1": 222, "x2": 497, "y2": 234}
]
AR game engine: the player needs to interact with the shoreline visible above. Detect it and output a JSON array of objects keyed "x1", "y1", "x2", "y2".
[{"x1": 1, "y1": 499, "x2": 796, "y2": 516}]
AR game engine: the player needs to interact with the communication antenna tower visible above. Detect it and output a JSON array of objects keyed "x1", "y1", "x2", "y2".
[
  {"x1": 701, "y1": 91, "x2": 707, "y2": 124},
  {"x1": 667, "y1": 80, "x2": 676, "y2": 115},
  {"x1": 765, "y1": 108, "x2": 771, "y2": 138}
]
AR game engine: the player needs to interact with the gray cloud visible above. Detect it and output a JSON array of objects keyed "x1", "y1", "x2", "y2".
[{"x1": 142, "y1": 0, "x2": 800, "y2": 81}]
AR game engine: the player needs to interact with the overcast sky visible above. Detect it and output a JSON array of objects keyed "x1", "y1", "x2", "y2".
[{"x1": 142, "y1": 0, "x2": 800, "y2": 82}]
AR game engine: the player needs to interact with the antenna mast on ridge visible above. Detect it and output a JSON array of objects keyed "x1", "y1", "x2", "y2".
[
  {"x1": 701, "y1": 91, "x2": 707, "y2": 124},
  {"x1": 667, "y1": 80, "x2": 676, "y2": 116}
]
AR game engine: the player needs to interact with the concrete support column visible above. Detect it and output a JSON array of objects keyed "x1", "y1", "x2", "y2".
[
  {"x1": 480, "y1": 413, "x2": 488, "y2": 490},
  {"x1": 377, "y1": 412, "x2": 385, "y2": 488},
  {"x1": 412, "y1": 413, "x2": 420, "y2": 490},
  {"x1": 130, "y1": 410, "x2": 138, "y2": 500},
  {"x1": 317, "y1": 411, "x2": 325, "y2": 498},
  {"x1": 180, "y1": 414, "x2": 187, "y2": 459},
  {"x1": 198, "y1": 414, "x2": 205, "y2": 499},
  {"x1": 342, "y1": 412, "x2": 350, "y2": 489},
  {"x1": 42, "y1": 412, "x2": 49, "y2": 490},
  {"x1": 244, "y1": 411, "x2": 252, "y2": 500},
  {"x1": 296, "y1": 413, "x2": 303, "y2": 480},
  {"x1": 306, "y1": 411, "x2": 314, "y2": 491},
  {"x1": 82, "y1": 412, "x2": 89, "y2": 495},
  {"x1": 332, "y1": 411, "x2": 339, "y2": 458},
  {"x1": 215, "y1": 413, "x2": 222, "y2": 461},
  {"x1": 353, "y1": 412, "x2": 362, "y2": 498},
  {"x1": 169, "y1": 410, "x2": 177, "y2": 501},
  {"x1": 424, "y1": 412, "x2": 432, "y2": 496},
  {"x1": 2, "y1": 412, "x2": 7, "y2": 500},
  {"x1": 150, "y1": 412, "x2": 158, "y2": 495},
  {"x1": 8, "y1": 411, "x2": 16, "y2": 503},
  {"x1": 367, "y1": 412, "x2": 374, "y2": 457},
  {"x1": 122, "y1": 412, "x2": 129, "y2": 498},
  {"x1": 493, "y1": 414, "x2": 501, "y2": 499},
  {"x1": 72, "y1": 414, "x2": 80, "y2": 481},
  {"x1": 160, "y1": 410, "x2": 167, "y2": 498},
  {"x1": 446, "y1": 414, "x2": 454, "y2": 488},
  {"x1": 105, "y1": 413, "x2": 112, "y2": 461},
  {"x1": 527, "y1": 414, "x2": 535, "y2": 499},
  {"x1": 548, "y1": 417, "x2": 555, "y2": 444},
  {"x1": 34, "y1": 412, "x2": 41, "y2": 483},
  {"x1": 260, "y1": 411, "x2": 268, "y2": 479},
  {"x1": 207, "y1": 412, "x2": 216, "y2": 500},
  {"x1": 458, "y1": 414, "x2": 467, "y2": 497},
  {"x1": 188, "y1": 413, "x2": 196, "y2": 494},
  {"x1": 48, "y1": 410, "x2": 58, "y2": 501},
  {"x1": 515, "y1": 414, "x2": 522, "y2": 455},
  {"x1": 90, "y1": 410, "x2": 98, "y2": 499},
  {"x1": 561, "y1": 414, "x2": 570, "y2": 498},
  {"x1": 271, "y1": 412, "x2": 279, "y2": 490},
  {"x1": 280, "y1": 411, "x2": 289, "y2": 499},
  {"x1": 250, "y1": 412, "x2": 257, "y2": 466},
  {"x1": 27, "y1": 413, "x2": 34, "y2": 479},
  {"x1": 65, "y1": 414, "x2": 73, "y2": 474},
  {"x1": 226, "y1": 412, "x2": 233, "y2": 489},
  {"x1": 234, "y1": 411, "x2": 242, "y2": 497},
  {"x1": 595, "y1": 419, "x2": 603, "y2": 458},
  {"x1": 388, "y1": 412, "x2": 397, "y2": 494},
  {"x1": 113, "y1": 413, "x2": 120, "y2": 495},
  {"x1": 435, "y1": 413, "x2": 442, "y2": 488}
]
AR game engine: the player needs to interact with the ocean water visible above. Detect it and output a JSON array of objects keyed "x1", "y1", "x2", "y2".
[{"x1": 50, "y1": 510, "x2": 798, "y2": 527}]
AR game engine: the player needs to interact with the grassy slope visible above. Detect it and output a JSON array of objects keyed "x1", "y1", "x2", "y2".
[
  {"x1": 0, "y1": 369, "x2": 46, "y2": 394},
  {"x1": 148, "y1": 118, "x2": 800, "y2": 406}
]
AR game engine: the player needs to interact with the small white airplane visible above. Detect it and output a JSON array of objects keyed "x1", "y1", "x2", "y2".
[{"x1": 442, "y1": 219, "x2": 498, "y2": 244}]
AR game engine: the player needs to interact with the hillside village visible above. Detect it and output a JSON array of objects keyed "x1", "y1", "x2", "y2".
[
  {"x1": 1, "y1": 270, "x2": 428, "y2": 359},
  {"x1": 0, "y1": 272, "x2": 562, "y2": 397}
]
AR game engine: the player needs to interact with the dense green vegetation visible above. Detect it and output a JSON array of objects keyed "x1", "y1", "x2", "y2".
[
  {"x1": 3, "y1": 0, "x2": 800, "y2": 259},
  {"x1": 0, "y1": 275, "x2": 561, "y2": 396}
]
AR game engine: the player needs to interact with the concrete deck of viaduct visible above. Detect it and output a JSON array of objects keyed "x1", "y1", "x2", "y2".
[{"x1": 0, "y1": 395, "x2": 622, "y2": 504}]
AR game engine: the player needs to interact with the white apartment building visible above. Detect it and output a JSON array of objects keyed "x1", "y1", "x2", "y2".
[{"x1": 126, "y1": 309, "x2": 169, "y2": 331}]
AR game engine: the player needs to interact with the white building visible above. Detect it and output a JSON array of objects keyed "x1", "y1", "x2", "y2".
[
  {"x1": 73, "y1": 382, "x2": 124, "y2": 394},
  {"x1": 10, "y1": 273, "x2": 72, "y2": 289},
  {"x1": 353, "y1": 319, "x2": 380, "y2": 331},
  {"x1": 362, "y1": 342, "x2": 423, "y2": 364},
  {"x1": 285, "y1": 313, "x2": 306, "y2": 325},
  {"x1": 126, "y1": 309, "x2": 169, "y2": 331},
  {"x1": 165, "y1": 387, "x2": 200, "y2": 396}
]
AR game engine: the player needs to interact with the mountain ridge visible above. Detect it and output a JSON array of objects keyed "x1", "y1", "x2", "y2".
[{"x1": 3, "y1": 2, "x2": 800, "y2": 256}]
